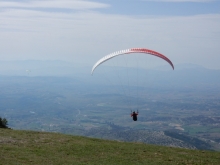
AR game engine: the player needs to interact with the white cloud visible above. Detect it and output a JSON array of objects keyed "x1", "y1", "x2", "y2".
[
  {"x1": 0, "y1": 0, "x2": 109, "y2": 10},
  {"x1": 0, "y1": 1, "x2": 220, "y2": 69}
]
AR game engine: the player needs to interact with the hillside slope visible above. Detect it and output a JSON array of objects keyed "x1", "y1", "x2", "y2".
[{"x1": 0, "y1": 129, "x2": 220, "y2": 165}]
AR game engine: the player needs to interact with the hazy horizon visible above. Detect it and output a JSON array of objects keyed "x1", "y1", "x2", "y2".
[{"x1": 1, "y1": 0, "x2": 220, "y2": 69}]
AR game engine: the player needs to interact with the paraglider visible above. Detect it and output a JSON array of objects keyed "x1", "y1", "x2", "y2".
[
  {"x1": 91, "y1": 48, "x2": 174, "y2": 75},
  {"x1": 91, "y1": 48, "x2": 174, "y2": 121},
  {"x1": 131, "y1": 110, "x2": 139, "y2": 121},
  {"x1": 26, "y1": 69, "x2": 31, "y2": 75}
]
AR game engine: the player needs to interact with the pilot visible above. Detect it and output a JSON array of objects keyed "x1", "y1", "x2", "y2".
[{"x1": 131, "y1": 111, "x2": 138, "y2": 121}]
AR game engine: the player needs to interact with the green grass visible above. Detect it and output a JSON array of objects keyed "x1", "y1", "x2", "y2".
[{"x1": 0, "y1": 129, "x2": 220, "y2": 165}]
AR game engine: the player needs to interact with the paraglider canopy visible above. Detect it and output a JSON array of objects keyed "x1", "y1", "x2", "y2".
[{"x1": 91, "y1": 48, "x2": 174, "y2": 74}]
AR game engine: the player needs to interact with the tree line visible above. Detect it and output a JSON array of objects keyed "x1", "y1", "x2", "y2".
[{"x1": 0, "y1": 117, "x2": 9, "y2": 128}]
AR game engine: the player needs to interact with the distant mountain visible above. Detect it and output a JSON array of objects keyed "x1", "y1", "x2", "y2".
[
  {"x1": 0, "y1": 60, "x2": 86, "y2": 77},
  {"x1": 90, "y1": 63, "x2": 220, "y2": 89},
  {"x1": 0, "y1": 60, "x2": 220, "y2": 89},
  {"x1": 173, "y1": 63, "x2": 207, "y2": 70}
]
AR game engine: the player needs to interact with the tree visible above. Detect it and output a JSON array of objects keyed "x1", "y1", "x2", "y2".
[{"x1": 0, "y1": 117, "x2": 8, "y2": 128}]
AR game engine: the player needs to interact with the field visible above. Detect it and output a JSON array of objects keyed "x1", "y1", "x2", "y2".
[{"x1": 1, "y1": 129, "x2": 220, "y2": 165}]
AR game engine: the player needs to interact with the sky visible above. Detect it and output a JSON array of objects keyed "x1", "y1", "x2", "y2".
[{"x1": 0, "y1": 0, "x2": 220, "y2": 69}]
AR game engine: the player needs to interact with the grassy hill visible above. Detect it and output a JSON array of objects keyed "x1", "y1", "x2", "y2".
[{"x1": 1, "y1": 129, "x2": 220, "y2": 165}]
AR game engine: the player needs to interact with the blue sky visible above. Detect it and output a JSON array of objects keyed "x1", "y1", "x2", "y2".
[
  {"x1": 96, "y1": 0, "x2": 220, "y2": 16},
  {"x1": 0, "y1": 0, "x2": 220, "y2": 69}
]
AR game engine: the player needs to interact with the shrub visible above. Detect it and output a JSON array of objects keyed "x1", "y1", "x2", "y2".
[{"x1": 0, "y1": 117, "x2": 8, "y2": 128}]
